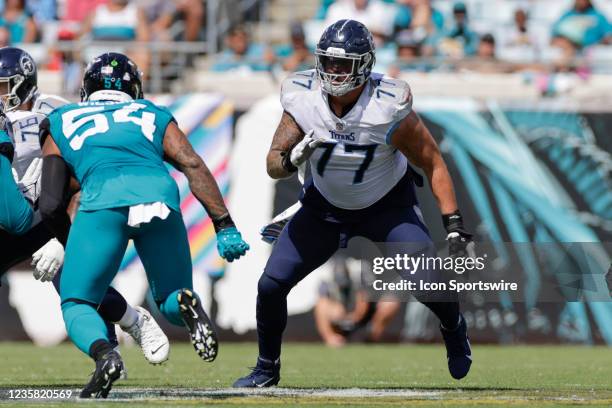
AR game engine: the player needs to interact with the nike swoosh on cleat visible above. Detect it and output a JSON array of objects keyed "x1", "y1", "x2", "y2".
[
  {"x1": 256, "y1": 377, "x2": 276, "y2": 388},
  {"x1": 151, "y1": 344, "x2": 165, "y2": 355}
]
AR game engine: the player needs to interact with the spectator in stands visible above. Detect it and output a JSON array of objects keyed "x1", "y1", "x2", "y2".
[
  {"x1": 62, "y1": 0, "x2": 107, "y2": 24},
  {"x1": 137, "y1": 0, "x2": 176, "y2": 41},
  {"x1": 82, "y1": 0, "x2": 148, "y2": 42},
  {"x1": 507, "y1": 9, "x2": 534, "y2": 47},
  {"x1": 552, "y1": 0, "x2": 612, "y2": 53},
  {"x1": 314, "y1": 257, "x2": 402, "y2": 346},
  {"x1": 81, "y1": 0, "x2": 150, "y2": 75},
  {"x1": 24, "y1": 0, "x2": 56, "y2": 23},
  {"x1": 478, "y1": 33, "x2": 496, "y2": 59},
  {"x1": 0, "y1": 26, "x2": 10, "y2": 46},
  {"x1": 0, "y1": 0, "x2": 36, "y2": 43},
  {"x1": 387, "y1": 29, "x2": 432, "y2": 77},
  {"x1": 325, "y1": 0, "x2": 396, "y2": 38},
  {"x1": 175, "y1": 0, "x2": 204, "y2": 41},
  {"x1": 438, "y1": 2, "x2": 478, "y2": 57},
  {"x1": 316, "y1": 0, "x2": 336, "y2": 20},
  {"x1": 276, "y1": 21, "x2": 314, "y2": 72},
  {"x1": 395, "y1": 0, "x2": 444, "y2": 48},
  {"x1": 211, "y1": 25, "x2": 275, "y2": 72}
]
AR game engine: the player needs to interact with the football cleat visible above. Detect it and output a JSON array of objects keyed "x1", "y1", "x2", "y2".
[
  {"x1": 440, "y1": 314, "x2": 472, "y2": 380},
  {"x1": 79, "y1": 349, "x2": 124, "y2": 399},
  {"x1": 233, "y1": 357, "x2": 281, "y2": 388},
  {"x1": 124, "y1": 306, "x2": 170, "y2": 365},
  {"x1": 177, "y1": 289, "x2": 218, "y2": 362},
  {"x1": 113, "y1": 346, "x2": 128, "y2": 379}
]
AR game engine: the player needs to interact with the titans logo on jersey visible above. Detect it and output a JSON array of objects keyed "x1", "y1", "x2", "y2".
[
  {"x1": 281, "y1": 70, "x2": 413, "y2": 210},
  {"x1": 43, "y1": 99, "x2": 180, "y2": 212}
]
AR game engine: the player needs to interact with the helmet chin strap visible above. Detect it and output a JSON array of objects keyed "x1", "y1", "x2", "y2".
[{"x1": 88, "y1": 90, "x2": 133, "y2": 103}]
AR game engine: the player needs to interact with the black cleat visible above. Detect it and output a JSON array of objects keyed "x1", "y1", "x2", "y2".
[
  {"x1": 441, "y1": 314, "x2": 472, "y2": 380},
  {"x1": 233, "y1": 357, "x2": 281, "y2": 388},
  {"x1": 178, "y1": 288, "x2": 218, "y2": 362},
  {"x1": 80, "y1": 349, "x2": 124, "y2": 399}
]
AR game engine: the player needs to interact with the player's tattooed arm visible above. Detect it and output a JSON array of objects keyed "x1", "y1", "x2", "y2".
[
  {"x1": 266, "y1": 110, "x2": 305, "y2": 179},
  {"x1": 390, "y1": 111, "x2": 458, "y2": 215},
  {"x1": 163, "y1": 121, "x2": 229, "y2": 219}
]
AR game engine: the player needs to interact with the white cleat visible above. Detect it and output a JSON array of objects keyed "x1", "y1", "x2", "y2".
[{"x1": 124, "y1": 306, "x2": 170, "y2": 365}]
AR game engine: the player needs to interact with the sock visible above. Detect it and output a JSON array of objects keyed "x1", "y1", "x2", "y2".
[
  {"x1": 117, "y1": 304, "x2": 139, "y2": 329},
  {"x1": 98, "y1": 286, "x2": 128, "y2": 322},
  {"x1": 105, "y1": 320, "x2": 119, "y2": 348},
  {"x1": 89, "y1": 339, "x2": 114, "y2": 361},
  {"x1": 158, "y1": 289, "x2": 188, "y2": 326},
  {"x1": 61, "y1": 301, "x2": 109, "y2": 355}
]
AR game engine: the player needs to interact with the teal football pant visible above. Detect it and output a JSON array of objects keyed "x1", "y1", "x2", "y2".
[
  {"x1": 60, "y1": 207, "x2": 194, "y2": 355},
  {"x1": 0, "y1": 155, "x2": 33, "y2": 235}
]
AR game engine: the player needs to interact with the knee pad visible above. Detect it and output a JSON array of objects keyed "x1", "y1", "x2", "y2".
[{"x1": 257, "y1": 274, "x2": 291, "y2": 301}]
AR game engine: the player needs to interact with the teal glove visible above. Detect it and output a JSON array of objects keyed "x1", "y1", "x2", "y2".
[{"x1": 216, "y1": 227, "x2": 249, "y2": 262}]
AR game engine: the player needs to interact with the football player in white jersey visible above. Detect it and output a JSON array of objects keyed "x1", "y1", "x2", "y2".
[
  {"x1": 0, "y1": 47, "x2": 170, "y2": 369},
  {"x1": 235, "y1": 20, "x2": 475, "y2": 387}
]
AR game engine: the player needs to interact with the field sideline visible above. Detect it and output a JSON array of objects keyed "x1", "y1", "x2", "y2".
[{"x1": 0, "y1": 343, "x2": 610, "y2": 407}]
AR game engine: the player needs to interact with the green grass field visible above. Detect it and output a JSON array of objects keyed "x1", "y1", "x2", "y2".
[{"x1": 0, "y1": 342, "x2": 611, "y2": 407}]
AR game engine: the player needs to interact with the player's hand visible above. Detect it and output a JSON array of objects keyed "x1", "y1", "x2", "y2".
[
  {"x1": 17, "y1": 157, "x2": 42, "y2": 205},
  {"x1": 216, "y1": 227, "x2": 250, "y2": 262},
  {"x1": 31, "y1": 238, "x2": 64, "y2": 282},
  {"x1": 443, "y1": 211, "x2": 475, "y2": 259},
  {"x1": 290, "y1": 130, "x2": 329, "y2": 167},
  {"x1": 446, "y1": 230, "x2": 475, "y2": 259},
  {"x1": 260, "y1": 219, "x2": 289, "y2": 244}
]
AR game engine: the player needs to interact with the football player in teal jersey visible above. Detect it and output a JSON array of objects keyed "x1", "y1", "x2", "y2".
[
  {"x1": 0, "y1": 112, "x2": 35, "y2": 235},
  {"x1": 39, "y1": 53, "x2": 249, "y2": 398}
]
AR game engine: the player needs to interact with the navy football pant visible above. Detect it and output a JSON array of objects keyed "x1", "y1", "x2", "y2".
[
  {"x1": 0, "y1": 223, "x2": 124, "y2": 347},
  {"x1": 257, "y1": 205, "x2": 459, "y2": 361}
]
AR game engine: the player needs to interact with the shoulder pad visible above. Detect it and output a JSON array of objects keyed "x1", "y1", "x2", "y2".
[
  {"x1": 280, "y1": 70, "x2": 320, "y2": 111},
  {"x1": 32, "y1": 94, "x2": 70, "y2": 115},
  {"x1": 370, "y1": 75, "x2": 413, "y2": 124}
]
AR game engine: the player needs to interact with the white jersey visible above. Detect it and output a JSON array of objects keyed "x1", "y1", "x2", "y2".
[
  {"x1": 281, "y1": 70, "x2": 413, "y2": 210},
  {"x1": 8, "y1": 93, "x2": 69, "y2": 179}
]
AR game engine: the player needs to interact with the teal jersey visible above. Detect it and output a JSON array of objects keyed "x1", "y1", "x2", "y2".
[
  {"x1": 47, "y1": 99, "x2": 180, "y2": 211},
  {"x1": 0, "y1": 129, "x2": 10, "y2": 145}
]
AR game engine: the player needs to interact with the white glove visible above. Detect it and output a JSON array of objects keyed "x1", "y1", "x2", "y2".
[
  {"x1": 17, "y1": 157, "x2": 42, "y2": 205},
  {"x1": 31, "y1": 239, "x2": 64, "y2": 282},
  {"x1": 290, "y1": 130, "x2": 330, "y2": 167}
]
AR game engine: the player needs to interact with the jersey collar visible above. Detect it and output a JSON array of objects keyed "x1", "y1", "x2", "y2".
[{"x1": 88, "y1": 90, "x2": 133, "y2": 103}]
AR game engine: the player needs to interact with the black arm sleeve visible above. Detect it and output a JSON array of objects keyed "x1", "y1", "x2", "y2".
[
  {"x1": 39, "y1": 117, "x2": 51, "y2": 147},
  {"x1": 39, "y1": 155, "x2": 72, "y2": 246},
  {"x1": 0, "y1": 142, "x2": 13, "y2": 162}
]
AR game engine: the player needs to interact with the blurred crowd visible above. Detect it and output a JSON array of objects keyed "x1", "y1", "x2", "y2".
[
  {"x1": 3, "y1": 0, "x2": 612, "y2": 93},
  {"x1": 211, "y1": 0, "x2": 612, "y2": 76},
  {"x1": 0, "y1": 0, "x2": 205, "y2": 46}
]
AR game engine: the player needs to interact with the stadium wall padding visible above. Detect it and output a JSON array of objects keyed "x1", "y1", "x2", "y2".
[{"x1": 0, "y1": 94, "x2": 610, "y2": 345}]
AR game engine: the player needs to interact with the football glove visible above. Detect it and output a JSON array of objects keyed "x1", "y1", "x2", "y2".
[
  {"x1": 261, "y1": 219, "x2": 289, "y2": 244},
  {"x1": 289, "y1": 130, "x2": 330, "y2": 167},
  {"x1": 217, "y1": 226, "x2": 249, "y2": 262},
  {"x1": 443, "y1": 210, "x2": 476, "y2": 260},
  {"x1": 32, "y1": 238, "x2": 64, "y2": 282},
  {"x1": 260, "y1": 201, "x2": 302, "y2": 244},
  {"x1": 17, "y1": 157, "x2": 42, "y2": 206}
]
